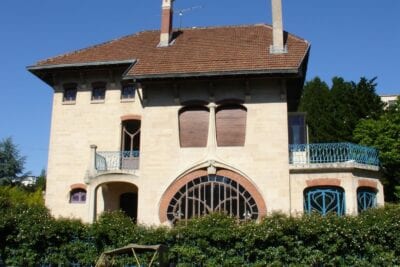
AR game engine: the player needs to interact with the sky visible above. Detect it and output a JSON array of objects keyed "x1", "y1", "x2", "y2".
[{"x1": 0, "y1": 0, "x2": 399, "y2": 176}]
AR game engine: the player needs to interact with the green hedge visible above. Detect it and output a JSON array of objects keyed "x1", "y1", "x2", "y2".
[{"x1": 1, "y1": 191, "x2": 400, "y2": 266}]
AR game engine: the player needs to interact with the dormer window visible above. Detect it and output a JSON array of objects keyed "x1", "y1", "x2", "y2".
[
  {"x1": 91, "y1": 82, "x2": 106, "y2": 102},
  {"x1": 63, "y1": 83, "x2": 77, "y2": 103},
  {"x1": 121, "y1": 83, "x2": 136, "y2": 100}
]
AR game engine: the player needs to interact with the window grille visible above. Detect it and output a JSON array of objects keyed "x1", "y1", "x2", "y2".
[
  {"x1": 70, "y1": 189, "x2": 86, "y2": 203},
  {"x1": 167, "y1": 174, "x2": 259, "y2": 223},
  {"x1": 304, "y1": 187, "x2": 345, "y2": 216},
  {"x1": 357, "y1": 187, "x2": 377, "y2": 213}
]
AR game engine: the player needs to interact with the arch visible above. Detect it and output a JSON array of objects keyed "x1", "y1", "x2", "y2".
[
  {"x1": 358, "y1": 179, "x2": 378, "y2": 189},
  {"x1": 121, "y1": 114, "x2": 142, "y2": 121},
  {"x1": 70, "y1": 183, "x2": 87, "y2": 190},
  {"x1": 303, "y1": 186, "x2": 345, "y2": 216},
  {"x1": 159, "y1": 169, "x2": 266, "y2": 223},
  {"x1": 306, "y1": 178, "x2": 341, "y2": 187}
]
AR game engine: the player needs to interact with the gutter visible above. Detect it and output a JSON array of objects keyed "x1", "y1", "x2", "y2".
[
  {"x1": 26, "y1": 59, "x2": 137, "y2": 71},
  {"x1": 124, "y1": 67, "x2": 300, "y2": 81}
]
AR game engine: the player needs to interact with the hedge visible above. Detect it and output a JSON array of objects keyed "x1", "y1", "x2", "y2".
[{"x1": 1, "y1": 189, "x2": 400, "y2": 266}]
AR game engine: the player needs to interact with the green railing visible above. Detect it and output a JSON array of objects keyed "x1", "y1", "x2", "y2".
[{"x1": 289, "y1": 143, "x2": 379, "y2": 166}]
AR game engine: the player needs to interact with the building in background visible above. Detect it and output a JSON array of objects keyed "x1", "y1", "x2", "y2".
[
  {"x1": 380, "y1": 94, "x2": 399, "y2": 108},
  {"x1": 28, "y1": 0, "x2": 383, "y2": 225}
]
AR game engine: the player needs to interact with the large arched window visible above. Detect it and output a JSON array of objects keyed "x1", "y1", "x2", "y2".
[
  {"x1": 179, "y1": 106, "x2": 209, "y2": 147},
  {"x1": 166, "y1": 174, "x2": 259, "y2": 224},
  {"x1": 216, "y1": 104, "x2": 247, "y2": 146},
  {"x1": 304, "y1": 186, "x2": 345, "y2": 216},
  {"x1": 357, "y1": 187, "x2": 377, "y2": 213}
]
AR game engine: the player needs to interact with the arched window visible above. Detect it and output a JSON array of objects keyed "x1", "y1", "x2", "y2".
[
  {"x1": 179, "y1": 106, "x2": 209, "y2": 147},
  {"x1": 216, "y1": 104, "x2": 247, "y2": 146},
  {"x1": 304, "y1": 186, "x2": 345, "y2": 216},
  {"x1": 166, "y1": 174, "x2": 259, "y2": 224},
  {"x1": 357, "y1": 187, "x2": 377, "y2": 213},
  {"x1": 70, "y1": 189, "x2": 86, "y2": 204}
]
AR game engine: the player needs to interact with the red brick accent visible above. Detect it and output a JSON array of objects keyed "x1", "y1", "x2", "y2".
[
  {"x1": 306, "y1": 178, "x2": 341, "y2": 187},
  {"x1": 158, "y1": 169, "x2": 267, "y2": 223},
  {"x1": 161, "y1": 9, "x2": 172, "y2": 35},
  {"x1": 358, "y1": 179, "x2": 378, "y2": 189},
  {"x1": 120, "y1": 114, "x2": 141, "y2": 121},
  {"x1": 70, "y1": 183, "x2": 87, "y2": 190}
]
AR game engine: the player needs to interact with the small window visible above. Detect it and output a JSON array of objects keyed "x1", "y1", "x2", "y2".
[
  {"x1": 357, "y1": 187, "x2": 377, "y2": 213},
  {"x1": 70, "y1": 189, "x2": 86, "y2": 203},
  {"x1": 179, "y1": 106, "x2": 209, "y2": 147},
  {"x1": 63, "y1": 84, "x2": 77, "y2": 102},
  {"x1": 91, "y1": 82, "x2": 106, "y2": 101},
  {"x1": 121, "y1": 83, "x2": 136, "y2": 99}
]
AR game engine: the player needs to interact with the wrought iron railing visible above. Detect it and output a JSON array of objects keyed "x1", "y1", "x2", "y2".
[
  {"x1": 289, "y1": 143, "x2": 379, "y2": 166},
  {"x1": 95, "y1": 151, "x2": 140, "y2": 171}
]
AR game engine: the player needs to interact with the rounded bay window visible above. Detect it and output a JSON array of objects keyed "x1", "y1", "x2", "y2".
[{"x1": 160, "y1": 169, "x2": 266, "y2": 224}]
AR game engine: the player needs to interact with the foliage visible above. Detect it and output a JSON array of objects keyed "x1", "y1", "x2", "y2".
[
  {"x1": 0, "y1": 137, "x2": 28, "y2": 186},
  {"x1": 299, "y1": 76, "x2": 383, "y2": 143},
  {"x1": 354, "y1": 97, "x2": 400, "y2": 201},
  {"x1": 1, "y1": 200, "x2": 400, "y2": 265}
]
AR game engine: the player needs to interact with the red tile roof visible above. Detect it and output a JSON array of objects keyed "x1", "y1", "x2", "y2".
[{"x1": 31, "y1": 24, "x2": 310, "y2": 79}]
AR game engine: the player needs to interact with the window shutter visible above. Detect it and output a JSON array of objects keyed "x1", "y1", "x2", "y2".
[
  {"x1": 179, "y1": 107, "x2": 209, "y2": 147},
  {"x1": 216, "y1": 105, "x2": 247, "y2": 146}
]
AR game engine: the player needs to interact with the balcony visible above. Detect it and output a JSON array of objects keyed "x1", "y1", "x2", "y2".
[
  {"x1": 95, "y1": 151, "x2": 139, "y2": 172},
  {"x1": 289, "y1": 143, "x2": 379, "y2": 171}
]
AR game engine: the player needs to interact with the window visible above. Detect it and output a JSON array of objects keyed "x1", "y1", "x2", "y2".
[
  {"x1": 304, "y1": 186, "x2": 345, "y2": 216},
  {"x1": 288, "y1": 113, "x2": 306, "y2": 144},
  {"x1": 121, "y1": 83, "x2": 136, "y2": 100},
  {"x1": 357, "y1": 187, "x2": 377, "y2": 213},
  {"x1": 216, "y1": 104, "x2": 247, "y2": 146},
  {"x1": 91, "y1": 82, "x2": 106, "y2": 101},
  {"x1": 166, "y1": 174, "x2": 259, "y2": 224},
  {"x1": 179, "y1": 106, "x2": 209, "y2": 147},
  {"x1": 121, "y1": 119, "x2": 141, "y2": 169},
  {"x1": 70, "y1": 189, "x2": 86, "y2": 203},
  {"x1": 63, "y1": 84, "x2": 77, "y2": 102}
]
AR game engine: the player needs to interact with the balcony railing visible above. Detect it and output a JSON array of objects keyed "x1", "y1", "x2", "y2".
[
  {"x1": 289, "y1": 143, "x2": 379, "y2": 166},
  {"x1": 95, "y1": 151, "x2": 139, "y2": 171}
]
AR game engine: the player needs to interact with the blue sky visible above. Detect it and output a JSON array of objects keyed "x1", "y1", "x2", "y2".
[{"x1": 0, "y1": 0, "x2": 399, "y2": 176}]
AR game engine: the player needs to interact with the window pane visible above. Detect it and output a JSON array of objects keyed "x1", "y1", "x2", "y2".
[
  {"x1": 63, "y1": 88, "x2": 77, "y2": 102},
  {"x1": 122, "y1": 85, "x2": 135, "y2": 99},
  {"x1": 92, "y1": 87, "x2": 105, "y2": 100},
  {"x1": 357, "y1": 187, "x2": 377, "y2": 213},
  {"x1": 288, "y1": 113, "x2": 306, "y2": 144}
]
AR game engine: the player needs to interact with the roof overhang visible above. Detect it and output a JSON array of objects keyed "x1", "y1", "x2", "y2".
[{"x1": 27, "y1": 59, "x2": 137, "y2": 71}]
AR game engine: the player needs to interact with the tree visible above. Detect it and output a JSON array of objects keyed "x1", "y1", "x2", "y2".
[
  {"x1": 298, "y1": 77, "x2": 336, "y2": 143},
  {"x1": 299, "y1": 76, "x2": 384, "y2": 143},
  {"x1": 0, "y1": 137, "x2": 27, "y2": 186},
  {"x1": 353, "y1": 97, "x2": 400, "y2": 201}
]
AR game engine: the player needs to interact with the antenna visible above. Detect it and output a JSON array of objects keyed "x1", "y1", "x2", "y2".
[{"x1": 176, "y1": 5, "x2": 203, "y2": 28}]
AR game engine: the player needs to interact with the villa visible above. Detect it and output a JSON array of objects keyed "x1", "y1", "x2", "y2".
[{"x1": 28, "y1": 0, "x2": 383, "y2": 225}]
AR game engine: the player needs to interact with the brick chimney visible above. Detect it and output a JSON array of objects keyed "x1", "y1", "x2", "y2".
[
  {"x1": 270, "y1": 0, "x2": 287, "y2": 54},
  {"x1": 159, "y1": 0, "x2": 174, "y2": 47}
]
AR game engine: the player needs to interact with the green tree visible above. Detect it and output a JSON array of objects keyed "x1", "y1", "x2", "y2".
[
  {"x1": 353, "y1": 97, "x2": 400, "y2": 201},
  {"x1": 300, "y1": 76, "x2": 383, "y2": 143},
  {"x1": 298, "y1": 77, "x2": 336, "y2": 143},
  {"x1": 0, "y1": 137, "x2": 27, "y2": 186}
]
